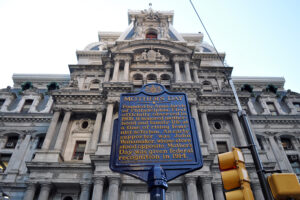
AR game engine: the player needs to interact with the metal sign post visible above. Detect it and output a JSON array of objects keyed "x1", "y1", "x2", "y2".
[{"x1": 110, "y1": 84, "x2": 203, "y2": 200}]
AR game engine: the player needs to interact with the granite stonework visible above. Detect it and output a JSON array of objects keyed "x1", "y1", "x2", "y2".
[{"x1": 0, "y1": 7, "x2": 300, "y2": 200}]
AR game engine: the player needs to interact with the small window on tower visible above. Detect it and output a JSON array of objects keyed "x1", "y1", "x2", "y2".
[
  {"x1": 146, "y1": 32, "x2": 157, "y2": 39},
  {"x1": 72, "y1": 141, "x2": 86, "y2": 160}
]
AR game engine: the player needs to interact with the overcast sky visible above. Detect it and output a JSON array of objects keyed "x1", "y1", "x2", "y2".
[{"x1": 0, "y1": 0, "x2": 299, "y2": 92}]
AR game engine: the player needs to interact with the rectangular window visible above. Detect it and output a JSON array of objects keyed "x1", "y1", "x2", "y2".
[
  {"x1": 5, "y1": 136, "x2": 19, "y2": 149},
  {"x1": 21, "y1": 99, "x2": 33, "y2": 113},
  {"x1": 217, "y1": 141, "x2": 228, "y2": 153},
  {"x1": 36, "y1": 136, "x2": 45, "y2": 149},
  {"x1": 294, "y1": 103, "x2": 300, "y2": 112},
  {"x1": 288, "y1": 155, "x2": 300, "y2": 174},
  {"x1": 72, "y1": 141, "x2": 86, "y2": 160},
  {"x1": 281, "y1": 138, "x2": 293, "y2": 150},
  {"x1": 0, "y1": 99, "x2": 5, "y2": 108},
  {"x1": 0, "y1": 154, "x2": 11, "y2": 172},
  {"x1": 267, "y1": 102, "x2": 278, "y2": 115},
  {"x1": 257, "y1": 137, "x2": 265, "y2": 150}
]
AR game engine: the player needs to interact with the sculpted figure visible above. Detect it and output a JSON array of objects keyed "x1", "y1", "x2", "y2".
[
  {"x1": 141, "y1": 50, "x2": 148, "y2": 60},
  {"x1": 134, "y1": 22, "x2": 143, "y2": 38}
]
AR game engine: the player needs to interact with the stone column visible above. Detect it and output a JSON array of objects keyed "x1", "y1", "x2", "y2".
[
  {"x1": 231, "y1": 112, "x2": 247, "y2": 146},
  {"x1": 283, "y1": 96, "x2": 297, "y2": 115},
  {"x1": 42, "y1": 110, "x2": 60, "y2": 150},
  {"x1": 28, "y1": 96, "x2": 42, "y2": 113},
  {"x1": 185, "y1": 177, "x2": 198, "y2": 200},
  {"x1": 79, "y1": 183, "x2": 91, "y2": 200},
  {"x1": 201, "y1": 177, "x2": 214, "y2": 200},
  {"x1": 54, "y1": 110, "x2": 71, "y2": 151},
  {"x1": 190, "y1": 102, "x2": 203, "y2": 142},
  {"x1": 200, "y1": 111, "x2": 215, "y2": 151},
  {"x1": 123, "y1": 59, "x2": 130, "y2": 82},
  {"x1": 101, "y1": 101, "x2": 114, "y2": 143},
  {"x1": 247, "y1": 100, "x2": 258, "y2": 115},
  {"x1": 11, "y1": 134, "x2": 31, "y2": 171},
  {"x1": 112, "y1": 59, "x2": 120, "y2": 82},
  {"x1": 274, "y1": 101, "x2": 286, "y2": 115},
  {"x1": 269, "y1": 136, "x2": 293, "y2": 172},
  {"x1": 192, "y1": 67, "x2": 199, "y2": 83},
  {"x1": 174, "y1": 61, "x2": 182, "y2": 82},
  {"x1": 108, "y1": 177, "x2": 120, "y2": 200},
  {"x1": 213, "y1": 182, "x2": 224, "y2": 200},
  {"x1": 89, "y1": 110, "x2": 103, "y2": 151},
  {"x1": 0, "y1": 95, "x2": 15, "y2": 112},
  {"x1": 23, "y1": 182, "x2": 37, "y2": 200},
  {"x1": 252, "y1": 182, "x2": 264, "y2": 200},
  {"x1": 37, "y1": 183, "x2": 51, "y2": 200},
  {"x1": 92, "y1": 177, "x2": 105, "y2": 200},
  {"x1": 257, "y1": 96, "x2": 270, "y2": 114},
  {"x1": 184, "y1": 61, "x2": 192, "y2": 82},
  {"x1": 104, "y1": 62, "x2": 112, "y2": 82}
]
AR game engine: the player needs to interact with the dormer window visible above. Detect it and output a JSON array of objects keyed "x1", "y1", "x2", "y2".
[{"x1": 146, "y1": 32, "x2": 157, "y2": 39}]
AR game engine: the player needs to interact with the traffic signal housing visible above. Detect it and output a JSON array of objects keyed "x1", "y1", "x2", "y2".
[
  {"x1": 218, "y1": 147, "x2": 254, "y2": 200},
  {"x1": 268, "y1": 173, "x2": 300, "y2": 200}
]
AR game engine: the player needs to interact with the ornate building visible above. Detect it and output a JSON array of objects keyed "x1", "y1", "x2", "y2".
[{"x1": 0, "y1": 7, "x2": 300, "y2": 200}]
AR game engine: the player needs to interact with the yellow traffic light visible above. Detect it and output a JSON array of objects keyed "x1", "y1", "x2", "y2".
[
  {"x1": 218, "y1": 147, "x2": 254, "y2": 200},
  {"x1": 268, "y1": 173, "x2": 300, "y2": 200}
]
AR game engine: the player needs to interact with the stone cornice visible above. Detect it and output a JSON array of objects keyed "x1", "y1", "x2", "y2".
[
  {"x1": 198, "y1": 93, "x2": 249, "y2": 107},
  {"x1": 192, "y1": 52, "x2": 225, "y2": 61},
  {"x1": 26, "y1": 161, "x2": 93, "y2": 171},
  {"x1": 52, "y1": 92, "x2": 105, "y2": 105},
  {"x1": 0, "y1": 113, "x2": 52, "y2": 123},
  {"x1": 76, "y1": 50, "x2": 108, "y2": 58},
  {"x1": 69, "y1": 65, "x2": 105, "y2": 74},
  {"x1": 250, "y1": 115, "x2": 300, "y2": 124},
  {"x1": 102, "y1": 82, "x2": 133, "y2": 92}
]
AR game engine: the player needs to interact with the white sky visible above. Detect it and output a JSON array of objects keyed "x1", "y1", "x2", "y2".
[{"x1": 0, "y1": 0, "x2": 299, "y2": 92}]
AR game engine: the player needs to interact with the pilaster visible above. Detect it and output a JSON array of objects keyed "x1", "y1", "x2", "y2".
[
  {"x1": 108, "y1": 177, "x2": 120, "y2": 200},
  {"x1": 185, "y1": 176, "x2": 198, "y2": 200},
  {"x1": 37, "y1": 182, "x2": 52, "y2": 200},
  {"x1": 91, "y1": 176, "x2": 105, "y2": 200}
]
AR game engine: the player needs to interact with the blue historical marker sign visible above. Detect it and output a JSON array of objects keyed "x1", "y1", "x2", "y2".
[{"x1": 110, "y1": 83, "x2": 203, "y2": 183}]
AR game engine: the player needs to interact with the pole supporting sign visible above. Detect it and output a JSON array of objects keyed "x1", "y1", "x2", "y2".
[{"x1": 110, "y1": 83, "x2": 203, "y2": 198}]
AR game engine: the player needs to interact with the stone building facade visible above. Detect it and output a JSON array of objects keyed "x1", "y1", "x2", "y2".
[{"x1": 0, "y1": 7, "x2": 300, "y2": 200}]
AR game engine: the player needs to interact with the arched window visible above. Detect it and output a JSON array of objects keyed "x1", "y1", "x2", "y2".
[
  {"x1": 133, "y1": 74, "x2": 143, "y2": 81},
  {"x1": 90, "y1": 79, "x2": 100, "y2": 91},
  {"x1": 161, "y1": 74, "x2": 171, "y2": 81},
  {"x1": 202, "y1": 81, "x2": 211, "y2": 86},
  {"x1": 147, "y1": 74, "x2": 157, "y2": 81},
  {"x1": 202, "y1": 81, "x2": 213, "y2": 92}
]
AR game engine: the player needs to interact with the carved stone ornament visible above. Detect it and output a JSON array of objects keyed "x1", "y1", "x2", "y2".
[
  {"x1": 135, "y1": 49, "x2": 169, "y2": 62},
  {"x1": 144, "y1": 84, "x2": 163, "y2": 94}
]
